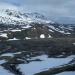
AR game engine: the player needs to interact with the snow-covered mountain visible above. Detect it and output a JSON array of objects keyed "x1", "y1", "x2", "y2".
[
  {"x1": 0, "y1": 9, "x2": 75, "y2": 39},
  {"x1": 0, "y1": 9, "x2": 53, "y2": 25}
]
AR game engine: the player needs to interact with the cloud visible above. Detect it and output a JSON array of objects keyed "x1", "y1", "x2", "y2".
[
  {"x1": 0, "y1": 0, "x2": 19, "y2": 10},
  {"x1": 0, "y1": 2, "x2": 18, "y2": 10}
]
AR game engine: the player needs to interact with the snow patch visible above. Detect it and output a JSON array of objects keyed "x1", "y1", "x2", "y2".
[
  {"x1": 1, "y1": 53, "x2": 14, "y2": 57},
  {"x1": 48, "y1": 34, "x2": 52, "y2": 38},
  {"x1": 10, "y1": 29, "x2": 21, "y2": 32},
  {"x1": 40, "y1": 34, "x2": 45, "y2": 38},
  {"x1": 0, "y1": 66, "x2": 14, "y2": 75},
  {"x1": 25, "y1": 37, "x2": 31, "y2": 40},
  {"x1": 59, "y1": 31, "x2": 71, "y2": 34},
  {"x1": 8, "y1": 38, "x2": 19, "y2": 41},
  {"x1": 0, "y1": 60, "x2": 6, "y2": 64},
  {"x1": 56, "y1": 71, "x2": 75, "y2": 75},
  {"x1": 18, "y1": 55, "x2": 73, "y2": 75},
  {"x1": 22, "y1": 25, "x2": 31, "y2": 29},
  {"x1": 49, "y1": 29, "x2": 54, "y2": 32},
  {"x1": 0, "y1": 33, "x2": 8, "y2": 38},
  {"x1": 73, "y1": 43, "x2": 75, "y2": 45}
]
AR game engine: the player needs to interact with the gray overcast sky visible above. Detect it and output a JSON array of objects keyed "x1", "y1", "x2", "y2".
[{"x1": 0, "y1": 0, "x2": 75, "y2": 24}]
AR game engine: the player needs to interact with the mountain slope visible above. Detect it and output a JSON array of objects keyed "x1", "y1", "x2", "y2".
[
  {"x1": 0, "y1": 9, "x2": 75, "y2": 39},
  {"x1": 0, "y1": 9, "x2": 53, "y2": 25}
]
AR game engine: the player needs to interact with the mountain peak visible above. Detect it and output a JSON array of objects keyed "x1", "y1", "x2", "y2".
[{"x1": 0, "y1": 9, "x2": 54, "y2": 25}]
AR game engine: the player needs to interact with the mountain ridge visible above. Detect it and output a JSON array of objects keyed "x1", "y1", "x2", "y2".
[
  {"x1": 0, "y1": 9, "x2": 75, "y2": 39},
  {"x1": 0, "y1": 9, "x2": 54, "y2": 25}
]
